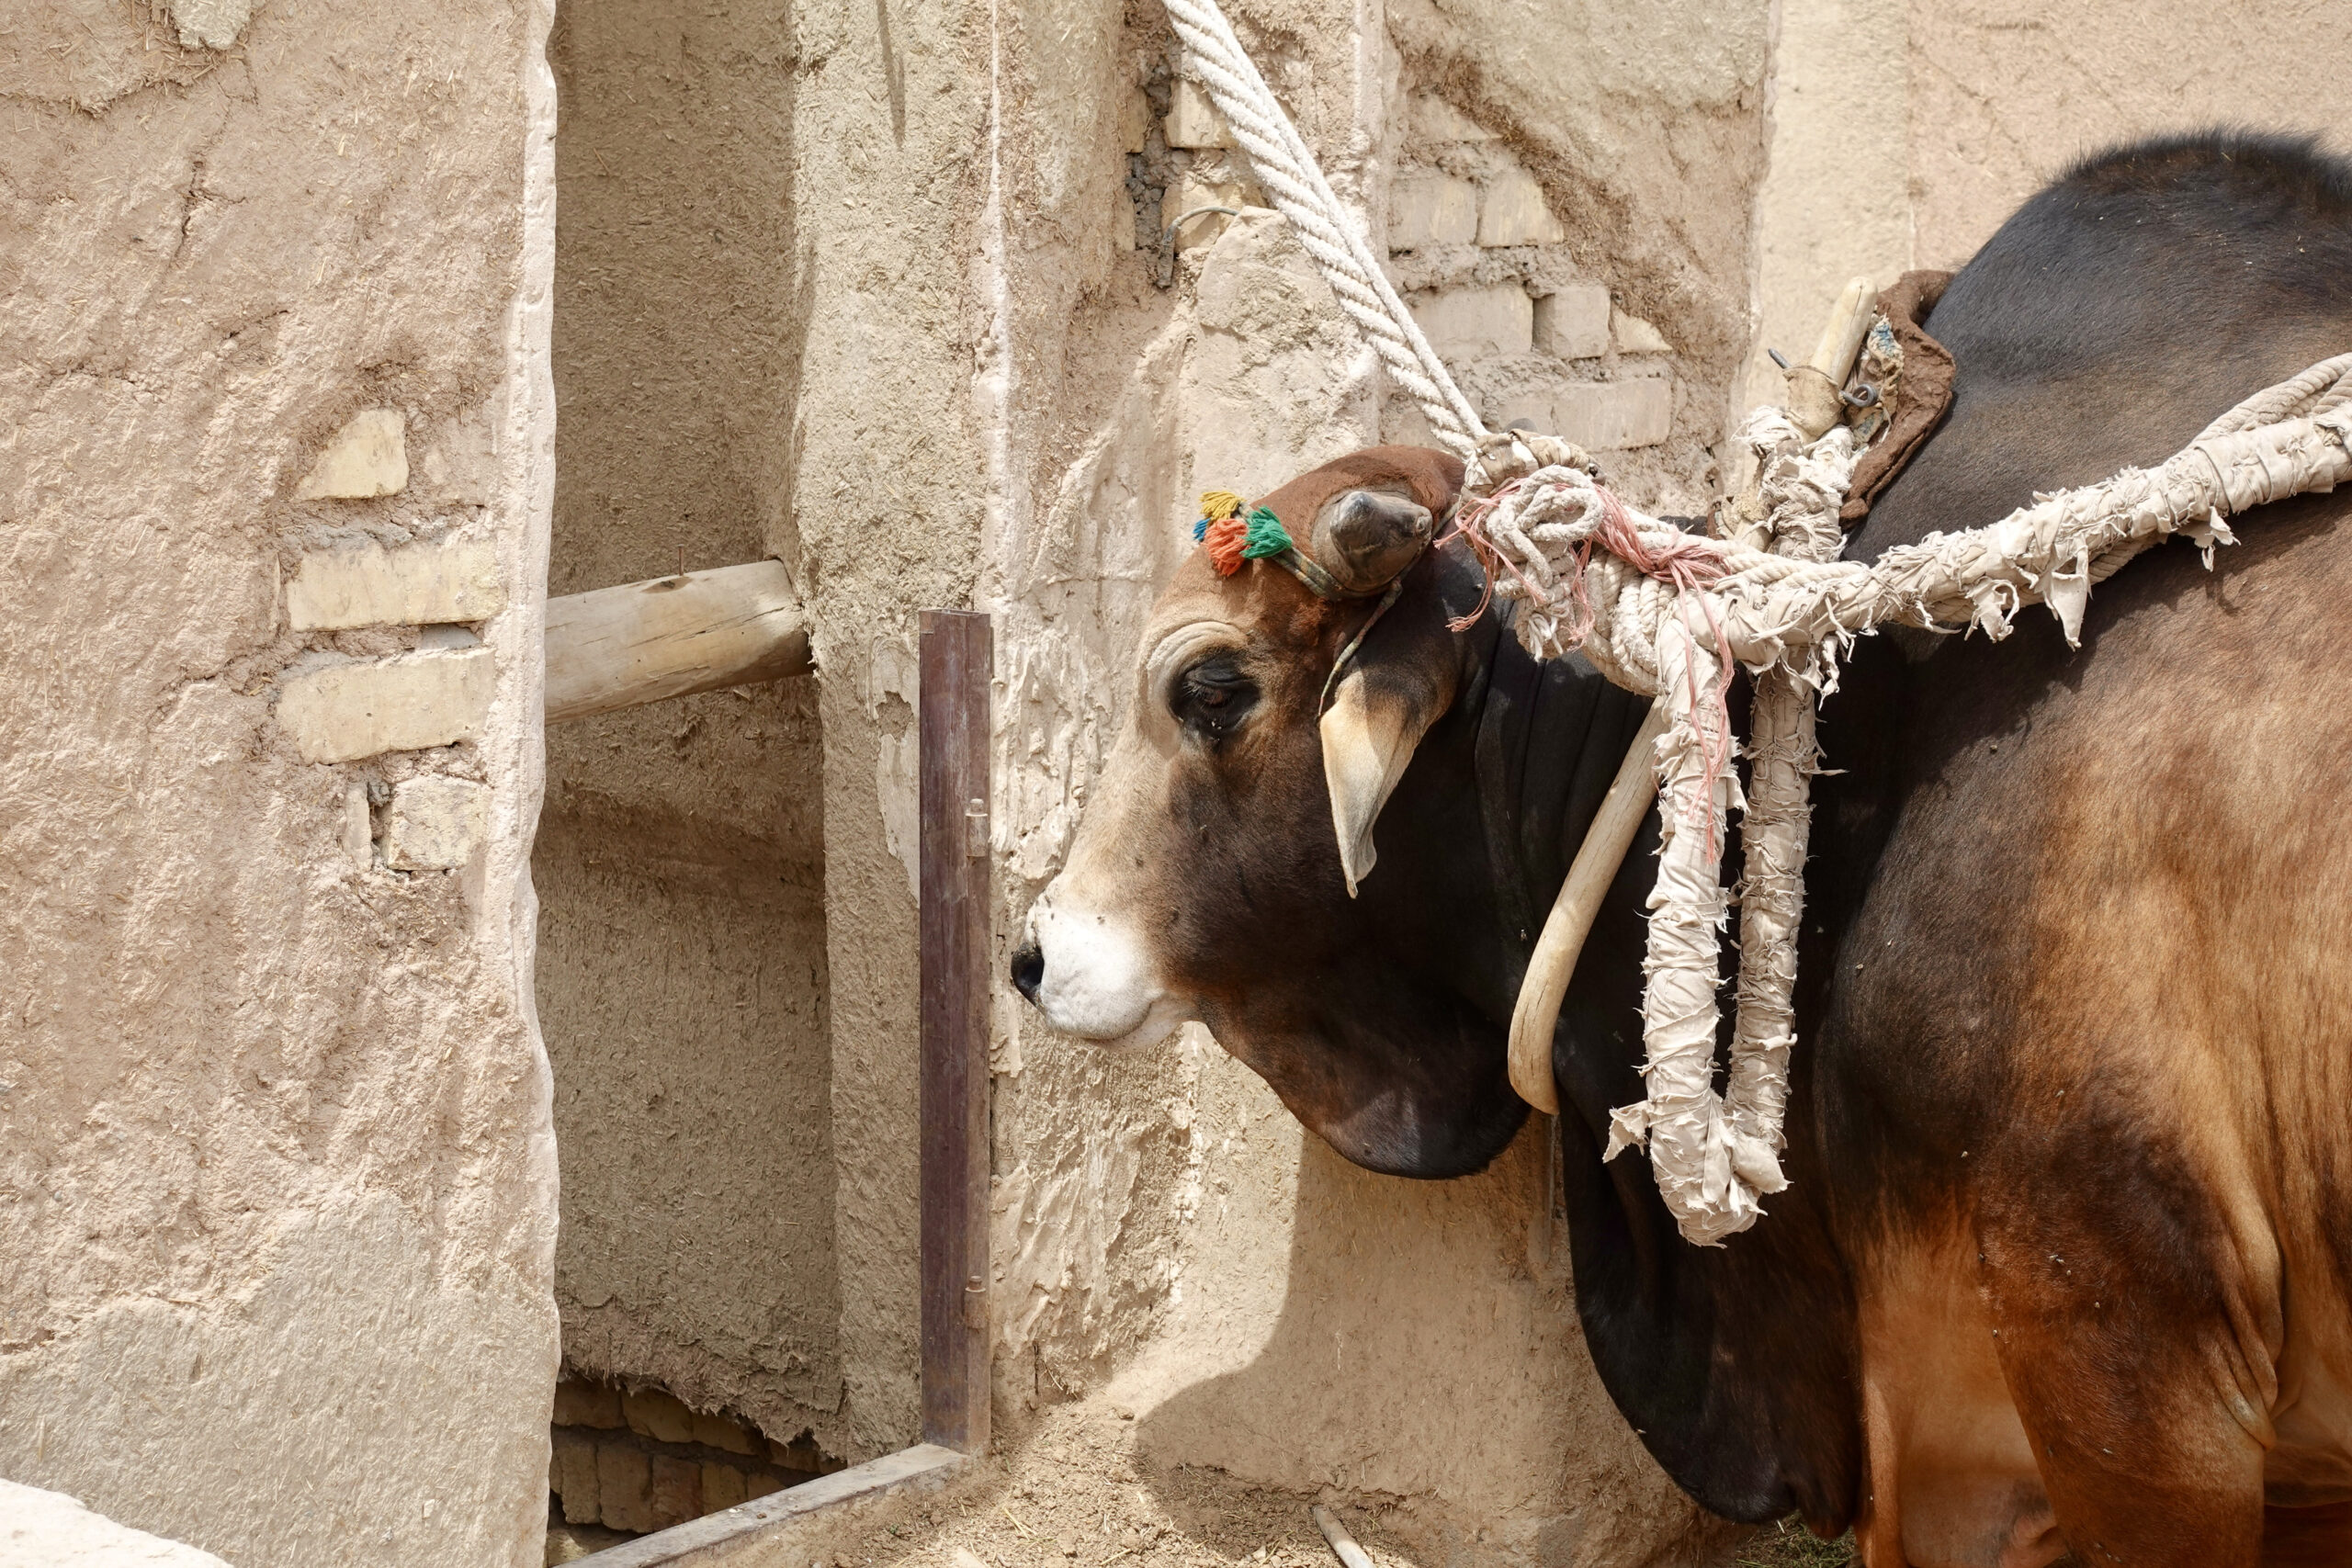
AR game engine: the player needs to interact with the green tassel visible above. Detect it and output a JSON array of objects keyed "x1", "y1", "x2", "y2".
[{"x1": 1239, "y1": 505, "x2": 1293, "y2": 559}]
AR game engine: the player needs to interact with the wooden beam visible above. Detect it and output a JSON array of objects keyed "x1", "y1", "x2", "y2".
[
  {"x1": 543, "y1": 559, "x2": 810, "y2": 723},
  {"x1": 564, "y1": 1443, "x2": 967, "y2": 1566},
  {"x1": 918, "y1": 610, "x2": 991, "y2": 1456}
]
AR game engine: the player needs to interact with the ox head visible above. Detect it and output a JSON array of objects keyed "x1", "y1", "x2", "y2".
[{"x1": 1012, "y1": 446, "x2": 1532, "y2": 1178}]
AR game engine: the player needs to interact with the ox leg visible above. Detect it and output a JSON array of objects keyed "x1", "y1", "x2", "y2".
[
  {"x1": 1992, "y1": 1327, "x2": 2266, "y2": 1564},
  {"x1": 1974, "y1": 1202, "x2": 2270, "y2": 1566},
  {"x1": 2261, "y1": 1501, "x2": 2352, "y2": 1566}
]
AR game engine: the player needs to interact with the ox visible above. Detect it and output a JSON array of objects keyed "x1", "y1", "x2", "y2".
[{"x1": 1011, "y1": 132, "x2": 2352, "y2": 1566}]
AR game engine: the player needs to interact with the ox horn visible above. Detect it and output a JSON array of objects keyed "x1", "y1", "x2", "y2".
[
  {"x1": 1507, "y1": 702, "x2": 1669, "y2": 1113},
  {"x1": 1309, "y1": 488, "x2": 1434, "y2": 595}
]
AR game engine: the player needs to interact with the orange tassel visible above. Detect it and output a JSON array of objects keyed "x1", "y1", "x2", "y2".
[{"x1": 1204, "y1": 515, "x2": 1249, "y2": 575}]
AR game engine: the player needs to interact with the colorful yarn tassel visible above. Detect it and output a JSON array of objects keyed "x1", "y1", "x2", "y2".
[
  {"x1": 1193, "y1": 492, "x2": 1291, "y2": 577},
  {"x1": 1203, "y1": 515, "x2": 1250, "y2": 574},
  {"x1": 1239, "y1": 504, "x2": 1292, "y2": 559}
]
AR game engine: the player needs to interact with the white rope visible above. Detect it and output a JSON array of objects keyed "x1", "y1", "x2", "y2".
[
  {"x1": 1160, "y1": 0, "x2": 1487, "y2": 456},
  {"x1": 1721, "y1": 418, "x2": 1852, "y2": 1220},
  {"x1": 1463, "y1": 355, "x2": 2352, "y2": 1244},
  {"x1": 1591, "y1": 417, "x2": 1857, "y2": 1243}
]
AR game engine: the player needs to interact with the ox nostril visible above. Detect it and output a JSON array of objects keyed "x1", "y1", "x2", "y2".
[{"x1": 1010, "y1": 942, "x2": 1045, "y2": 1003}]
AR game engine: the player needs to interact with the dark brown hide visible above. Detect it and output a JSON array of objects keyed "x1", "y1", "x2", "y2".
[{"x1": 1799, "y1": 133, "x2": 2352, "y2": 1564}]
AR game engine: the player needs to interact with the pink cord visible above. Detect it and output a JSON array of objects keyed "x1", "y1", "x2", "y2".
[{"x1": 1457, "y1": 479, "x2": 1741, "y2": 852}]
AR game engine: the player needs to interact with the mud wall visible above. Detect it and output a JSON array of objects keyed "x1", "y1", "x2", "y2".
[
  {"x1": 0, "y1": 2, "x2": 559, "y2": 1566},
  {"x1": 1749, "y1": 0, "x2": 2352, "y2": 409},
  {"x1": 12, "y1": 3, "x2": 2339, "y2": 1566}
]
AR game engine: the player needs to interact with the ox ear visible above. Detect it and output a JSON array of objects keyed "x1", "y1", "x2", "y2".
[{"x1": 1318, "y1": 639, "x2": 1455, "y2": 897}]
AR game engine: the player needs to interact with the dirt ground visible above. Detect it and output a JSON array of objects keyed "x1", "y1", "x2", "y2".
[
  {"x1": 1727, "y1": 1527, "x2": 1855, "y2": 1567},
  {"x1": 860, "y1": 1404, "x2": 1850, "y2": 1568},
  {"x1": 540, "y1": 1398, "x2": 1871, "y2": 1568}
]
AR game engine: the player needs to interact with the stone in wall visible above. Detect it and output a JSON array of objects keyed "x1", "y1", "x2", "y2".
[
  {"x1": 381, "y1": 775, "x2": 489, "y2": 871},
  {"x1": 1412, "y1": 284, "x2": 1534, "y2": 362},
  {"x1": 341, "y1": 783, "x2": 373, "y2": 867},
  {"x1": 164, "y1": 0, "x2": 252, "y2": 51},
  {"x1": 650, "y1": 1458, "x2": 699, "y2": 1529},
  {"x1": 694, "y1": 1409, "x2": 761, "y2": 1456},
  {"x1": 551, "y1": 1432, "x2": 601, "y2": 1528},
  {"x1": 626, "y1": 1388, "x2": 698, "y2": 1445},
  {"x1": 702, "y1": 1463, "x2": 748, "y2": 1510},
  {"x1": 1163, "y1": 165, "x2": 1266, "y2": 253},
  {"x1": 1612, "y1": 308, "x2": 1671, "y2": 354},
  {"x1": 1478, "y1": 167, "x2": 1566, "y2": 247},
  {"x1": 555, "y1": 1381, "x2": 625, "y2": 1429},
  {"x1": 1389, "y1": 172, "x2": 1478, "y2": 250},
  {"x1": 294, "y1": 409, "x2": 409, "y2": 501},
  {"x1": 1533, "y1": 285, "x2": 1611, "y2": 360},
  {"x1": 1119, "y1": 85, "x2": 1153, "y2": 155},
  {"x1": 286, "y1": 537, "x2": 503, "y2": 631},
  {"x1": 1163, "y1": 78, "x2": 1234, "y2": 149},
  {"x1": 596, "y1": 1446, "x2": 654, "y2": 1535},
  {"x1": 414, "y1": 403, "x2": 502, "y2": 506},
  {"x1": 275, "y1": 648, "x2": 495, "y2": 763},
  {"x1": 1484, "y1": 387, "x2": 1556, "y2": 431},
  {"x1": 1555, "y1": 378, "x2": 1675, "y2": 450},
  {"x1": 1411, "y1": 93, "x2": 1498, "y2": 143}
]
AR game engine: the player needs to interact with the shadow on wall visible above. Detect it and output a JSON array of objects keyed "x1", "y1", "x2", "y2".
[{"x1": 1115, "y1": 1052, "x2": 1724, "y2": 1568}]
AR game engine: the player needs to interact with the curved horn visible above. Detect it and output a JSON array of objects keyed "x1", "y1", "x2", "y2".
[
  {"x1": 1308, "y1": 488, "x2": 1434, "y2": 595},
  {"x1": 1507, "y1": 703, "x2": 1669, "y2": 1113}
]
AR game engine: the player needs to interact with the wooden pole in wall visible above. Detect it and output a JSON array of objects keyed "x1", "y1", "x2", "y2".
[
  {"x1": 543, "y1": 559, "x2": 811, "y2": 724},
  {"x1": 919, "y1": 610, "x2": 991, "y2": 1455}
]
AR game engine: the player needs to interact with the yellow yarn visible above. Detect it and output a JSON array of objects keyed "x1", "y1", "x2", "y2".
[{"x1": 1198, "y1": 490, "x2": 1247, "y2": 522}]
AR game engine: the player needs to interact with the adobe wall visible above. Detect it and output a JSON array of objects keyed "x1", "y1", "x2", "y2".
[
  {"x1": 1749, "y1": 0, "x2": 2352, "y2": 412},
  {"x1": 0, "y1": 2, "x2": 559, "y2": 1566},
  {"x1": 19, "y1": 3, "x2": 2335, "y2": 1565},
  {"x1": 1899, "y1": 0, "x2": 2352, "y2": 274}
]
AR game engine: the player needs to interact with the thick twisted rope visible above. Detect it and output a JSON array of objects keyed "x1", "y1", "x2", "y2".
[
  {"x1": 1718, "y1": 417, "x2": 1852, "y2": 1226},
  {"x1": 1461, "y1": 354, "x2": 2352, "y2": 1243},
  {"x1": 1161, "y1": 0, "x2": 1487, "y2": 456},
  {"x1": 1598, "y1": 417, "x2": 1856, "y2": 1243}
]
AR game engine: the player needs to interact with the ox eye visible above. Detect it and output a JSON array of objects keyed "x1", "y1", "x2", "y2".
[{"x1": 1172, "y1": 655, "x2": 1258, "y2": 745}]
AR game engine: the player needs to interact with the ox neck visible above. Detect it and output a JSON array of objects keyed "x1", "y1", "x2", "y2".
[
  {"x1": 1393, "y1": 582, "x2": 1661, "y2": 1032},
  {"x1": 1381, "y1": 566, "x2": 1842, "y2": 1526}
]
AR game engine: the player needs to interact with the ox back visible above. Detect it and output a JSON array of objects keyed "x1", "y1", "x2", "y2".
[{"x1": 1546, "y1": 132, "x2": 2352, "y2": 1563}]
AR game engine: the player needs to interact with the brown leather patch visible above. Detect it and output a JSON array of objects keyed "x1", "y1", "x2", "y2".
[
  {"x1": 1253, "y1": 446, "x2": 1464, "y2": 542},
  {"x1": 1840, "y1": 270, "x2": 1956, "y2": 527}
]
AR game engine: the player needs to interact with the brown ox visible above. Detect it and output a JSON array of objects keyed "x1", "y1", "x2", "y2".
[{"x1": 1011, "y1": 132, "x2": 2352, "y2": 1566}]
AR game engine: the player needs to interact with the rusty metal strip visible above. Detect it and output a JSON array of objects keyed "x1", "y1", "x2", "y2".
[{"x1": 919, "y1": 609, "x2": 992, "y2": 1455}]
